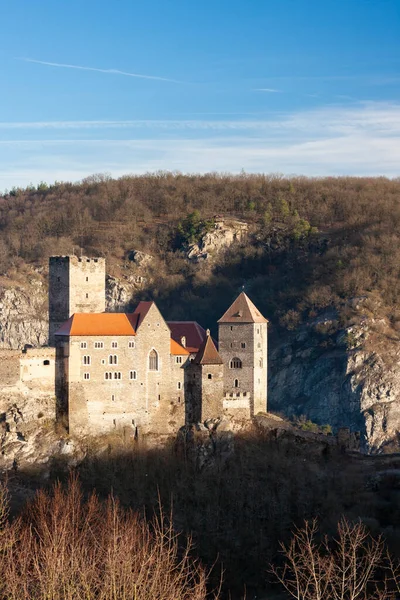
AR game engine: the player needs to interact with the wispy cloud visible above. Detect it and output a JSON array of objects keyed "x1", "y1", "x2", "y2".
[
  {"x1": 254, "y1": 88, "x2": 282, "y2": 93},
  {"x1": 16, "y1": 57, "x2": 181, "y2": 83},
  {"x1": 1, "y1": 102, "x2": 400, "y2": 190}
]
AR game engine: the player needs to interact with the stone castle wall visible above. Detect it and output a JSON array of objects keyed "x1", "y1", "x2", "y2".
[
  {"x1": 64, "y1": 304, "x2": 187, "y2": 437},
  {"x1": 49, "y1": 256, "x2": 105, "y2": 344},
  {"x1": 218, "y1": 322, "x2": 267, "y2": 416}
]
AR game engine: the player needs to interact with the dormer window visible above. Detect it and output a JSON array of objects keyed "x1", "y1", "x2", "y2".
[{"x1": 181, "y1": 336, "x2": 186, "y2": 347}]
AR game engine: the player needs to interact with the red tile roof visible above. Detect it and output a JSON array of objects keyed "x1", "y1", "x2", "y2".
[
  {"x1": 55, "y1": 313, "x2": 136, "y2": 336},
  {"x1": 167, "y1": 321, "x2": 207, "y2": 353}
]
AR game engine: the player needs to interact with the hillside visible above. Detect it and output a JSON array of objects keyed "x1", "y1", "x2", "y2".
[{"x1": 1, "y1": 173, "x2": 400, "y2": 450}]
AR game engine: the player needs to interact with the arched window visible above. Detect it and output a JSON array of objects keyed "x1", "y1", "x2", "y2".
[
  {"x1": 230, "y1": 357, "x2": 242, "y2": 369},
  {"x1": 108, "y1": 355, "x2": 118, "y2": 365},
  {"x1": 234, "y1": 379, "x2": 239, "y2": 388},
  {"x1": 149, "y1": 349, "x2": 158, "y2": 371}
]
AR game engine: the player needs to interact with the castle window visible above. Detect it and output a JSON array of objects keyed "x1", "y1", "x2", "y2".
[
  {"x1": 43, "y1": 360, "x2": 50, "y2": 366},
  {"x1": 113, "y1": 418, "x2": 116, "y2": 427},
  {"x1": 230, "y1": 326, "x2": 233, "y2": 331},
  {"x1": 94, "y1": 342, "x2": 104, "y2": 349},
  {"x1": 258, "y1": 342, "x2": 261, "y2": 349},
  {"x1": 129, "y1": 370, "x2": 137, "y2": 380},
  {"x1": 111, "y1": 341, "x2": 118, "y2": 349},
  {"x1": 86, "y1": 277, "x2": 89, "y2": 282},
  {"x1": 85, "y1": 293, "x2": 89, "y2": 299},
  {"x1": 241, "y1": 342, "x2": 246, "y2": 349},
  {"x1": 208, "y1": 373, "x2": 212, "y2": 380},
  {"x1": 176, "y1": 356, "x2": 182, "y2": 364},
  {"x1": 83, "y1": 355, "x2": 91, "y2": 365},
  {"x1": 257, "y1": 328, "x2": 260, "y2": 334},
  {"x1": 80, "y1": 342, "x2": 87, "y2": 349},
  {"x1": 234, "y1": 379, "x2": 239, "y2": 388},
  {"x1": 178, "y1": 396, "x2": 181, "y2": 403},
  {"x1": 259, "y1": 358, "x2": 263, "y2": 368},
  {"x1": 108, "y1": 355, "x2": 118, "y2": 365},
  {"x1": 104, "y1": 372, "x2": 112, "y2": 380},
  {"x1": 114, "y1": 372, "x2": 122, "y2": 380},
  {"x1": 230, "y1": 357, "x2": 242, "y2": 369},
  {"x1": 83, "y1": 373, "x2": 90, "y2": 380},
  {"x1": 111, "y1": 395, "x2": 115, "y2": 402},
  {"x1": 158, "y1": 394, "x2": 161, "y2": 400},
  {"x1": 177, "y1": 381, "x2": 181, "y2": 390},
  {"x1": 149, "y1": 349, "x2": 158, "y2": 371},
  {"x1": 57, "y1": 277, "x2": 60, "y2": 282},
  {"x1": 128, "y1": 341, "x2": 135, "y2": 348}
]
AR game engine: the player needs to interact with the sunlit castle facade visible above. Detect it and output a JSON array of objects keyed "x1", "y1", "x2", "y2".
[{"x1": 49, "y1": 256, "x2": 268, "y2": 437}]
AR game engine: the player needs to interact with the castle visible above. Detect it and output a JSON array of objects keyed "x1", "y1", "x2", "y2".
[{"x1": 8, "y1": 255, "x2": 269, "y2": 438}]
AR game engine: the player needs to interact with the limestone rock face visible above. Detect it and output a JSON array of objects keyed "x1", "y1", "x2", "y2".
[
  {"x1": 269, "y1": 311, "x2": 400, "y2": 453},
  {"x1": 127, "y1": 250, "x2": 154, "y2": 267},
  {"x1": 0, "y1": 279, "x2": 48, "y2": 349},
  {"x1": 106, "y1": 275, "x2": 136, "y2": 312},
  {"x1": 187, "y1": 218, "x2": 248, "y2": 261}
]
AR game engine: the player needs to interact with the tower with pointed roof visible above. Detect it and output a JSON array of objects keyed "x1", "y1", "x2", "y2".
[
  {"x1": 185, "y1": 330, "x2": 224, "y2": 423},
  {"x1": 218, "y1": 292, "x2": 268, "y2": 416}
]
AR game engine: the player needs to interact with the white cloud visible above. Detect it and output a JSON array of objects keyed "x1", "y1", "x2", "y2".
[
  {"x1": 1, "y1": 102, "x2": 399, "y2": 190},
  {"x1": 16, "y1": 57, "x2": 181, "y2": 83},
  {"x1": 254, "y1": 88, "x2": 282, "y2": 93}
]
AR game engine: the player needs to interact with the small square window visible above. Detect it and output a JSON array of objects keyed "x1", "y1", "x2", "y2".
[{"x1": 207, "y1": 373, "x2": 212, "y2": 380}]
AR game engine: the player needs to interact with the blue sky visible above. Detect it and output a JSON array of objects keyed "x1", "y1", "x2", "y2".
[{"x1": 0, "y1": 0, "x2": 399, "y2": 190}]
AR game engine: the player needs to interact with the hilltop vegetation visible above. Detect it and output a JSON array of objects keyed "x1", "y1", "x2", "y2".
[{"x1": 2, "y1": 173, "x2": 400, "y2": 333}]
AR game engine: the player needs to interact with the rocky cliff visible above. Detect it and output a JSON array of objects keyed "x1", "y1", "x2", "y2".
[{"x1": 269, "y1": 304, "x2": 400, "y2": 453}]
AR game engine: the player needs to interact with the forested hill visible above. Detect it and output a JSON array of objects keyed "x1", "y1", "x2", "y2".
[{"x1": 1, "y1": 173, "x2": 400, "y2": 330}]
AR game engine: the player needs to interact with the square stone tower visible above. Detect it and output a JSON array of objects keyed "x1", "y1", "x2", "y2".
[
  {"x1": 48, "y1": 255, "x2": 106, "y2": 345},
  {"x1": 218, "y1": 292, "x2": 268, "y2": 416}
]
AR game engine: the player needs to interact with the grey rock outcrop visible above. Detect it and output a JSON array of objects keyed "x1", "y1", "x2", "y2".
[
  {"x1": 187, "y1": 218, "x2": 248, "y2": 261},
  {"x1": 269, "y1": 310, "x2": 400, "y2": 453},
  {"x1": 0, "y1": 279, "x2": 48, "y2": 349}
]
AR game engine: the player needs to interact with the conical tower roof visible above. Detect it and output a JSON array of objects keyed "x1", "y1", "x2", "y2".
[
  {"x1": 193, "y1": 331, "x2": 223, "y2": 365},
  {"x1": 218, "y1": 292, "x2": 268, "y2": 324}
]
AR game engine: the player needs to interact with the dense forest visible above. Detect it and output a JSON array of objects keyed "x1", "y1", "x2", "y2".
[{"x1": 1, "y1": 173, "x2": 400, "y2": 333}]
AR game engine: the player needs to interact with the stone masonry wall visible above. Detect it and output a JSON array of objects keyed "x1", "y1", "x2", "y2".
[
  {"x1": 218, "y1": 322, "x2": 268, "y2": 416},
  {"x1": 67, "y1": 304, "x2": 187, "y2": 437}
]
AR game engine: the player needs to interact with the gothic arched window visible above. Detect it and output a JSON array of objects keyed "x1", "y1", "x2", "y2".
[
  {"x1": 230, "y1": 357, "x2": 242, "y2": 369},
  {"x1": 149, "y1": 349, "x2": 158, "y2": 371}
]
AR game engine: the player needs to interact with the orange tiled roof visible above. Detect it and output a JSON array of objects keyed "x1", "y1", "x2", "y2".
[
  {"x1": 55, "y1": 313, "x2": 136, "y2": 337},
  {"x1": 170, "y1": 339, "x2": 190, "y2": 356}
]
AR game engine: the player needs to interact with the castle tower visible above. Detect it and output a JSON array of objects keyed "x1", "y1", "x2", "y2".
[
  {"x1": 218, "y1": 292, "x2": 268, "y2": 416},
  {"x1": 185, "y1": 331, "x2": 224, "y2": 424},
  {"x1": 48, "y1": 255, "x2": 106, "y2": 345}
]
